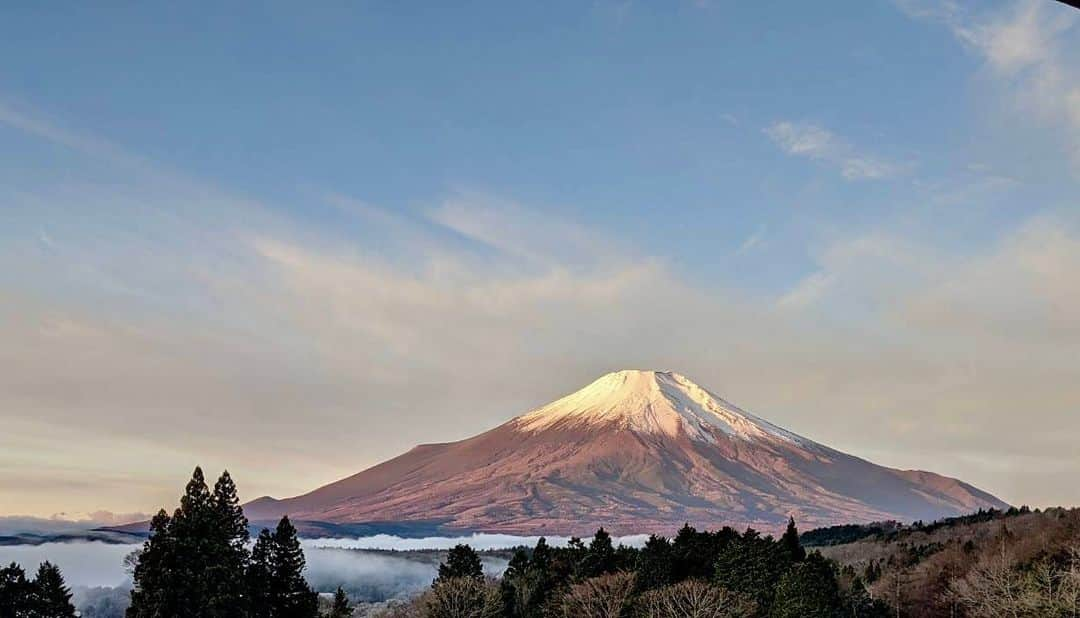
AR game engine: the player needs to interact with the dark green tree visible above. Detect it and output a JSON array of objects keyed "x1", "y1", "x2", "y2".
[
  {"x1": 519, "y1": 537, "x2": 554, "y2": 617},
  {"x1": 246, "y1": 528, "x2": 275, "y2": 617},
  {"x1": 499, "y1": 550, "x2": 531, "y2": 616},
  {"x1": 771, "y1": 552, "x2": 842, "y2": 618},
  {"x1": 164, "y1": 466, "x2": 218, "y2": 615},
  {"x1": 324, "y1": 586, "x2": 352, "y2": 618},
  {"x1": 29, "y1": 561, "x2": 76, "y2": 618},
  {"x1": 635, "y1": 535, "x2": 673, "y2": 592},
  {"x1": 713, "y1": 528, "x2": 790, "y2": 611},
  {"x1": 580, "y1": 527, "x2": 616, "y2": 578},
  {"x1": 781, "y1": 517, "x2": 807, "y2": 562},
  {"x1": 127, "y1": 509, "x2": 175, "y2": 617},
  {"x1": 0, "y1": 562, "x2": 32, "y2": 618},
  {"x1": 436, "y1": 544, "x2": 483, "y2": 583},
  {"x1": 208, "y1": 470, "x2": 250, "y2": 617},
  {"x1": 269, "y1": 516, "x2": 318, "y2": 618}
]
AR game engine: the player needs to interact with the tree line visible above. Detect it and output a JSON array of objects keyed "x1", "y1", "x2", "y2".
[
  {"x1": 126, "y1": 467, "x2": 351, "y2": 618},
  {"x1": 0, "y1": 561, "x2": 77, "y2": 618},
  {"x1": 397, "y1": 517, "x2": 892, "y2": 617},
  {"x1": 3, "y1": 467, "x2": 911, "y2": 616}
]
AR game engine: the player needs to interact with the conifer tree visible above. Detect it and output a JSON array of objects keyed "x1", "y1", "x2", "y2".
[
  {"x1": 30, "y1": 561, "x2": 76, "y2": 618},
  {"x1": 127, "y1": 509, "x2": 175, "y2": 617},
  {"x1": 208, "y1": 470, "x2": 250, "y2": 617},
  {"x1": 530, "y1": 537, "x2": 551, "y2": 576},
  {"x1": 581, "y1": 527, "x2": 616, "y2": 578},
  {"x1": 771, "y1": 552, "x2": 842, "y2": 617},
  {"x1": 635, "y1": 535, "x2": 674, "y2": 592},
  {"x1": 498, "y1": 550, "x2": 530, "y2": 617},
  {"x1": 246, "y1": 528, "x2": 275, "y2": 617},
  {"x1": 269, "y1": 516, "x2": 319, "y2": 618},
  {"x1": 436, "y1": 544, "x2": 484, "y2": 583},
  {"x1": 167, "y1": 466, "x2": 217, "y2": 615},
  {"x1": 782, "y1": 516, "x2": 807, "y2": 562},
  {"x1": 0, "y1": 562, "x2": 32, "y2": 618},
  {"x1": 325, "y1": 586, "x2": 352, "y2": 618}
]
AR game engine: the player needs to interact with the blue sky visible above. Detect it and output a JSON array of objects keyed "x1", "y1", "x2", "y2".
[{"x1": 1, "y1": 0, "x2": 1079, "y2": 516}]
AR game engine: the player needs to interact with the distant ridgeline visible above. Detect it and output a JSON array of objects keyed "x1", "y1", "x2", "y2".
[
  {"x1": 3, "y1": 468, "x2": 1065, "y2": 618},
  {"x1": 801, "y1": 505, "x2": 1035, "y2": 547}
]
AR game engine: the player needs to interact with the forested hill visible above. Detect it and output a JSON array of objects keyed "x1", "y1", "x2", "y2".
[{"x1": 815, "y1": 506, "x2": 1080, "y2": 616}]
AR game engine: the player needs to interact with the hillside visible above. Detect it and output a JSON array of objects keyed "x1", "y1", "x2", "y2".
[{"x1": 246, "y1": 370, "x2": 1007, "y2": 534}]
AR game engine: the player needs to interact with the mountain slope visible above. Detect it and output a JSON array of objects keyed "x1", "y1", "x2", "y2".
[{"x1": 246, "y1": 370, "x2": 1007, "y2": 534}]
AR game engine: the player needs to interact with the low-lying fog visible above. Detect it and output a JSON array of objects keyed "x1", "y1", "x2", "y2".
[{"x1": 0, "y1": 533, "x2": 651, "y2": 614}]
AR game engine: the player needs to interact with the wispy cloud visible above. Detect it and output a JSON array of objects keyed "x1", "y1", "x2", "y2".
[
  {"x1": 897, "y1": 0, "x2": 1080, "y2": 173},
  {"x1": 763, "y1": 121, "x2": 904, "y2": 180},
  {"x1": 3, "y1": 100, "x2": 1080, "y2": 515},
  {"x1": 736, "y1": 226, "x2": 766, "y2": 254}
]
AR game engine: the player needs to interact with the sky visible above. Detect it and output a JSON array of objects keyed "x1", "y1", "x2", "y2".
[{"x1": 1, "y1": 0, "x2": 1078, "y2": 518}]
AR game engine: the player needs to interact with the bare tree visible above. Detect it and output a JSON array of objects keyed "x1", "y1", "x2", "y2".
[
  {"x1": 561, "y1": 572, "x2": 636, "y2": 618},
  {"x1": 636, "y1": 579, "x2": 757, "y2": 618},
  {"x1": 947, "y1": 536, "x2": 1032, "y2": 617},
  {"x1": 415, "y1": 576, "x2": 502, "y2": 618}
]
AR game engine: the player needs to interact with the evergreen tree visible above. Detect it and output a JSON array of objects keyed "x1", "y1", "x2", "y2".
[
  {"x1": 580, "y1": 527, "x2": 616, "y2": 578},
  {"x1": 246, "y1": 528, "x2": 275, "y2": 618},
  {"x1": 0, "y1": 563, "x2": 32, "y2": 618},
  {"x1": 771, "y1": 552, "x2": 842, "y2": 618},
  {"x1": 208, "y1": 470, "x2": 250, "y2": 617},
  {"x1": 499, "y1": 550, "x2": 531, "y2": 616},
  {"x1": 713, "y1": 528, "x2": 790, "y2": 611},
  {"x1": 671, "y1": 523, "x2": 731, "y2": 581},
  {"x1": 635, "y1": 535, "x2": 673, "y2": 592},
  {"x1": 269, "y1": 516, "x2": 319, "y2": 618},
  {"x1": 29, "y1": 561, "x2": 76, "y2": 618},
  {"x1": 436, "y1": 544, "x2": 483, "y2": 583},
  {"x1": 529, "y1": 538, "x2": 551, "y2": 576},
  {"x1": 165, "y1": 466, "x2": 218, "y2": 615},
  {"x1": 324, "y1": 587, "x2": 352, "y2": 618},
  {"x1": 127, "y1": 509, "x2": 175, "y2": 617},
  {"x1": 781, "y1": 517, "x2": 807, "y2": 562}
]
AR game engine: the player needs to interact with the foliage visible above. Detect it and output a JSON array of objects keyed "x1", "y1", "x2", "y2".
[
  {"x1": 437, "y1": 545, "x2": 484, "y2": 583},
  {"x1": 0, "y1": 560, "x2": 77, "y2": 618},
  {"x1": 126, "y1": 466, "x2": 319, "y2": 618},
  {"x1": 325, "y1": 586, "x2": 353, "y2": 618}
]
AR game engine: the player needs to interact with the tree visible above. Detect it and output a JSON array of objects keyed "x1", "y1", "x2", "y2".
[
  {"x1": 771, "y1": 553, "x2": 842, "y2": 618},
  {"x1": 127, "y1": 509, "x2": 175, "y2": 617},
  {"x1": 30, "y1": 561, "x2": 76, "y2": 618},
  {"x1": 781, "y1": 517, "x2": 806, "y2": 562},
  {"x1": 713, "y1": 529, "x2": 789, "y2": 611},
  {"x1": 637, "y1": 580, "x2": 757, "y2": 618},
  {"x1": 246, "y1": 528, "x2": 275, "y2": 617},
  {"x1": 0, "y1": 563, "x2": 32, "y2": 618},
  {"x1": 580, "y1": 528, "x2": 617, "y2": 579},
  {"x1": 269, "y1": 516, "x2": 319, "y2": 618},
  {"x1": 325, "y1": 586, "x2": 353, "y2": 618},
  {"x1": 208, "y1": 470, "x2": 250, "y2": 617},
  {"x1": 421, "y1": 577, "x2": 502, "y2": 618},
  {"x1": 560, "y1": 572, "x2": 635, "y2": 618},
  {"x1": 438, "y1": 545, "x2": 484, "y2": 583},
  {"x1": 164, "y1": 466, "x2": 218, "y2": 615},
  {"x1": 636, "y1": 535, "x2": 674, "y2": 592}
]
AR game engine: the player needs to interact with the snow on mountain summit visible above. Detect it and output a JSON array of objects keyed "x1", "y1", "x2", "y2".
[
  {"x1": 515, "y1": 369, "x2": 809, "y2": 445},
  {"x1": 245, "y1": 368, "x2": 1010, "y2": 535}
]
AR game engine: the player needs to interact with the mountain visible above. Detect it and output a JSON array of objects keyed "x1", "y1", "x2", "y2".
[{"x1": 245, "y1": 370, "x2": 1008, "y2": 535}]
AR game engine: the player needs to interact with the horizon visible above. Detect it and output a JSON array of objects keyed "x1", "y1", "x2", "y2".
[{"x1": 3, "y1": 0, "x2": 1080, "y2": 519}]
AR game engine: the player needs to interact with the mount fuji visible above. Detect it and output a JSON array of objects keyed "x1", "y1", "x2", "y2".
[{"x1": 245, "y1": 370, "x2": 1007, "y2": 535}]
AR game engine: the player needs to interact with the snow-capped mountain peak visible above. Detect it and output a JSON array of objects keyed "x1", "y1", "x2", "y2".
[
  {"x1": 515, "y1": 369, "x2": 807, "y2": 445},
  {"x1": 245, "y1": 369, "x2": 1009, "y2": 535}
]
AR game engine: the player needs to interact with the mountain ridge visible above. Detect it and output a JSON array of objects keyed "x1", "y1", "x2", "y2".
[{"x1": 246, "y1": 370, "x2": 1008, "y2": 535}]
